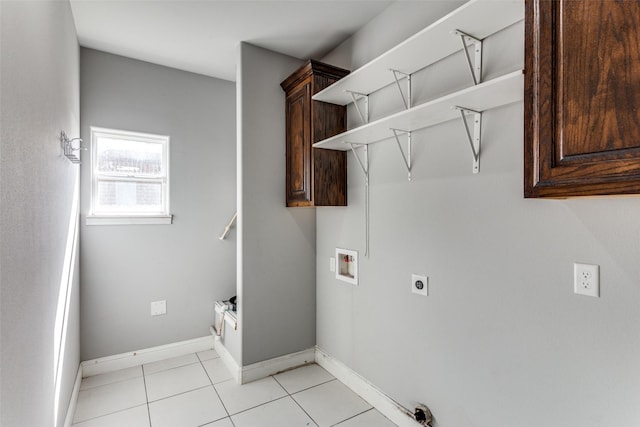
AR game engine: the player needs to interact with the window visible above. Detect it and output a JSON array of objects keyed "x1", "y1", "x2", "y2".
[{"x1": 87, "y1": 127, "x2": 171, "y2": 225}]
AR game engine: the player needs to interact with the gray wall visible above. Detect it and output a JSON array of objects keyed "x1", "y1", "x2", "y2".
[
  {"x1": 0, "y1": 1, "x2": 81, "y2": 426},
  {"x1": 237, "y1": 43, "x2": 316, "y2": 366},
  {"x1": 80, "y1": 49, "x2": 236, "y2": 360},
  {"x1": 317, "y1": 2, "x2": 640, "y2": 427}
]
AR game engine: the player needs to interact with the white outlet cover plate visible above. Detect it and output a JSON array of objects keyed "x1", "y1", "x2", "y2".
[
  {"x1": 412, "y1": 274, "x2": 428, "y2": 296},
  {"x1": 151, "y1": 300, "x2": 167, "y2": 316},
  {"x1": 574, "y1": 263, "x2": 599, "y2": 297}
]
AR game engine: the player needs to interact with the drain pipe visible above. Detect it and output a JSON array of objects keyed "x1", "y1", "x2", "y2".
[{"x1": 414, "y1": 404, "x2": 433, "y2": 426}]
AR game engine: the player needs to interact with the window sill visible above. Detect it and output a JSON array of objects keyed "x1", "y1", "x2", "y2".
[{"x1": 86, "y1": 215, "x2": 173, "y2": 226}]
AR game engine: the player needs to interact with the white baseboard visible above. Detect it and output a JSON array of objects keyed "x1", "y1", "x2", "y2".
[
  {"x1": 81, "y1": 335, "x2": 214, "y2": 377},
  {"x1": 210, "y1": 325, "x2": 315, "y2": 385},
  {"x1": 315, "y1": 347, "x2": 420, "y2": 427},
  {"x1": 63, "y1": 365, "x2": 82, "y2": 427},
  {"x1": 241, "y1": 347, "x2": 315, "y2": 384},
  {"x1": 76, "y1": 334, "x2": 419, "y2": 426},
  {"x1": 211, "y1": 326, "x2": 242, "y2": 384}
]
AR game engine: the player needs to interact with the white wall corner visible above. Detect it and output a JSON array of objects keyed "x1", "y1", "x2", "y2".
[
  {"x1": 81, "y1": 335, "x2": 214, "y2": 377},
  {"x1": 314, "y1": 347, "x2": 422, "y2": 427},
  {"x1": 62, "y1": 365, "x2": 82, "y2": 427},
  {"x1": 211, "y1": 326, "x2": 242, "y2": 384}
]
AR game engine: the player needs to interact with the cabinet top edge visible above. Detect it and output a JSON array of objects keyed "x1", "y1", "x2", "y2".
[{"x1": 280, "y1": 59, "x2": 350, "y2": 92}]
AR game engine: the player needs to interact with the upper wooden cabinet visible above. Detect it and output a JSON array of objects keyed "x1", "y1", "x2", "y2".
[
  {"x1": 525, "y1": 0, "x2": 640, "y2": 198},
  {"x1": 281, "y1": 60, "x2": 349, "y2": 207}
]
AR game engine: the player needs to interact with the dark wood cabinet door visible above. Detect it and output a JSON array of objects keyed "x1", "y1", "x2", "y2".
[
  {"x1": 285, "y1": 82, "x2": 312, "y2": 206},
  {"x1": 525, "y1": 0, "x2": 640, "y2": 197},
  {"x1": 281, "y1": 60, "x2": 348, "y2": 207}
]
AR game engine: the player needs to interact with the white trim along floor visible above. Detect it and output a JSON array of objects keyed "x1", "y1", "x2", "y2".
[{"x1": 70, "y1": 348, "x2": 398, "y2": 427}]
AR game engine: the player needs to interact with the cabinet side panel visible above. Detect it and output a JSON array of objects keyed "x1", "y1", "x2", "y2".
[
  {"x1": 311, "y1": 96, "x2": 348, "y2": 206},
  {"x1": 312, "y1": 74, "x2": 347, "y2": 206},
  {"x1": 312, "y1": 75, "x2": 347, "y2": 142},
  {"x1": 525, "y1": 0, "x2": 559, "y2": 195},
  {"x1": 314, "y1": 149, "x2": 347, "y2": 206}
]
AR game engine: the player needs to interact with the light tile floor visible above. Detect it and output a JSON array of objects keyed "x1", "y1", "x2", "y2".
[{"x1": 72, "y1": 349, "x2": 397, "y2": 427}]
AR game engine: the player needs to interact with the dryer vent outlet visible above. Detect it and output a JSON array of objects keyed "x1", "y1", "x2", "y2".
[{"x1": 414, "y1": 404, "x2": 433, "y2": 426}]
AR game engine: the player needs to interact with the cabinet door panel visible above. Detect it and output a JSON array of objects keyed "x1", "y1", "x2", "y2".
[
  {"x1": 285, "y1": 84, "x2": 311, "y2": 205},
  {"x1": 560, "y1": 0, "x2": 640, "y2": 160},
  {"x1": 525, "y1": 0, "x2": 640, "y2": 197}
]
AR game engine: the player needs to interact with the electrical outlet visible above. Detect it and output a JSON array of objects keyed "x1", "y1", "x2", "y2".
[
  {"x1": 574, "y1": 263, "x2": 599, "y2": 297},
  {"x1": 412, "y1": 274, "x2": 428, "y2": 296},
  {"x1": 329, "y1": 257, "x2": 336, "y2": 272},
  {"x1": 151, "y1": 300, "x2": 167, "y2": 316}
]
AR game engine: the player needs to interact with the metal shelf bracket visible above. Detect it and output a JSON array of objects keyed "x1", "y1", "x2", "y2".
[
  {"x1": 391, "y1": 128, "x2": 412, "y2": 181},
  {"x1": 452, "y1": 29, "x2": 483, "y2": 85},
  {"x1": 348, "y1": 143, "x2": 369, "y2": 184},
  {"x1": 455, "y1": 106, "x2": 482, "y2": 174},
  {"x1": 346, "y1": 90, "x2": 369, "y2": 125},
  {"x1": 390, "y1": 69, "x2": 412, "y2": 110},
  {"x1": 347, "y1": 143, "x2": 370, "y2": 257}
]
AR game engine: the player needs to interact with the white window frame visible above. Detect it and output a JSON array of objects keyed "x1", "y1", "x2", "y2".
[{"x1": 86, "y1": 126, "x2": 172, "y2": 225}]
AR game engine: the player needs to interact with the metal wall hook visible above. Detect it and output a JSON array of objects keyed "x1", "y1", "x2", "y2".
[
  {"x1": 60, "y1": 131, "x2": 84, "y2": 164},
  {"x1": 219, "y1": 212, "x2": 237, "y2": 240},
  {"x1": 68, "y1": 138, "x2": 86, "y2": 152}
]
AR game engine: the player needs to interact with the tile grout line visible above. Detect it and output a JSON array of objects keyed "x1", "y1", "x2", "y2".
[
  {"x1": 178, "y1": 349, "x2": 229, "y2": 427},
  {"x1": 147, "y1": 351, "x2": 231, "y2": 427},
  {"x1": 76, "y1": 354, "x2": 212, "y2": 424},
  {"x1": 147, "y1": 351, "x2": 228, "y2": 426},
  {"x1": 288, "y1": 377, "x2": 337, "y2": 396},
  {"x1": 214, "y1": 363, "x2": 337, "y2": 423},
  {"x1": 281, "y1": 375, "x2": 386, "y2": 427},
  {"x1": 72, "y1": 375, "x2": 150, "y2": 425},
  {"x1": 144, "y1": 359, "x2": 204, "y2": 377},
  {"x1": 329, "y1": 408, "x2": 376, "y2": 427},
  {"x1": 142, "y1": 366, "x2": 152, "y2": 427},
  {"x1": 200, "y1": 354, "x2": 235, "y2": 425},
  {"x1": 273, "y1": 374, "x2": 320, "y2": 427},
  {"x1": 196, "y1": 349, "x2": 221, "y2": 364},
  {"x1": 144, "y1": 357, "x2": 217, "y2": 404},
  {"x1": 78, "y1": 353, "x2": 381, "y2": 427},
  {"x1": 226, "y1": 395, "x2": 292, "y2": 419},
  {"x1": 216, "y1": 374, "x2": 292, "y2": 419},
  {"x1": 196, "y1": 413, "x2": 233, "y2": 427},
  {"x1": 79, "y1": 367, "x2": 145, "y2": 391},
  {"x1": 222, "y1": 378, "x2": 290, "y2": 418},
  {"x1": 72, "y1": 403, "x2": 149, "y2": 425},
  {"x1": 147, "y1": 383, "x2": 214, "y2": 404}
]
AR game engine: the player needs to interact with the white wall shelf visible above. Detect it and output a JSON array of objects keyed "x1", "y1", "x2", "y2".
[
  {"x1": 312, "y1": 0, "x2": 524, "y2": 106},
  {"x1": 312, "y1": 70, "x2": 523, "y2": 151},
  {"x1": 312, "y1": 0, "x2": 524, "y2": 255}
]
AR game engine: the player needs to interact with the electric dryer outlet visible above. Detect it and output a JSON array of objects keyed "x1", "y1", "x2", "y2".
[{"x1": 412, "y1": 274, "x2": 429, "y2": 296}]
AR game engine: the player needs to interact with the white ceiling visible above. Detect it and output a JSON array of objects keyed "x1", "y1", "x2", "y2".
[{"x1": 69, "y1": 0, "x2": 394, "y2": 82}]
